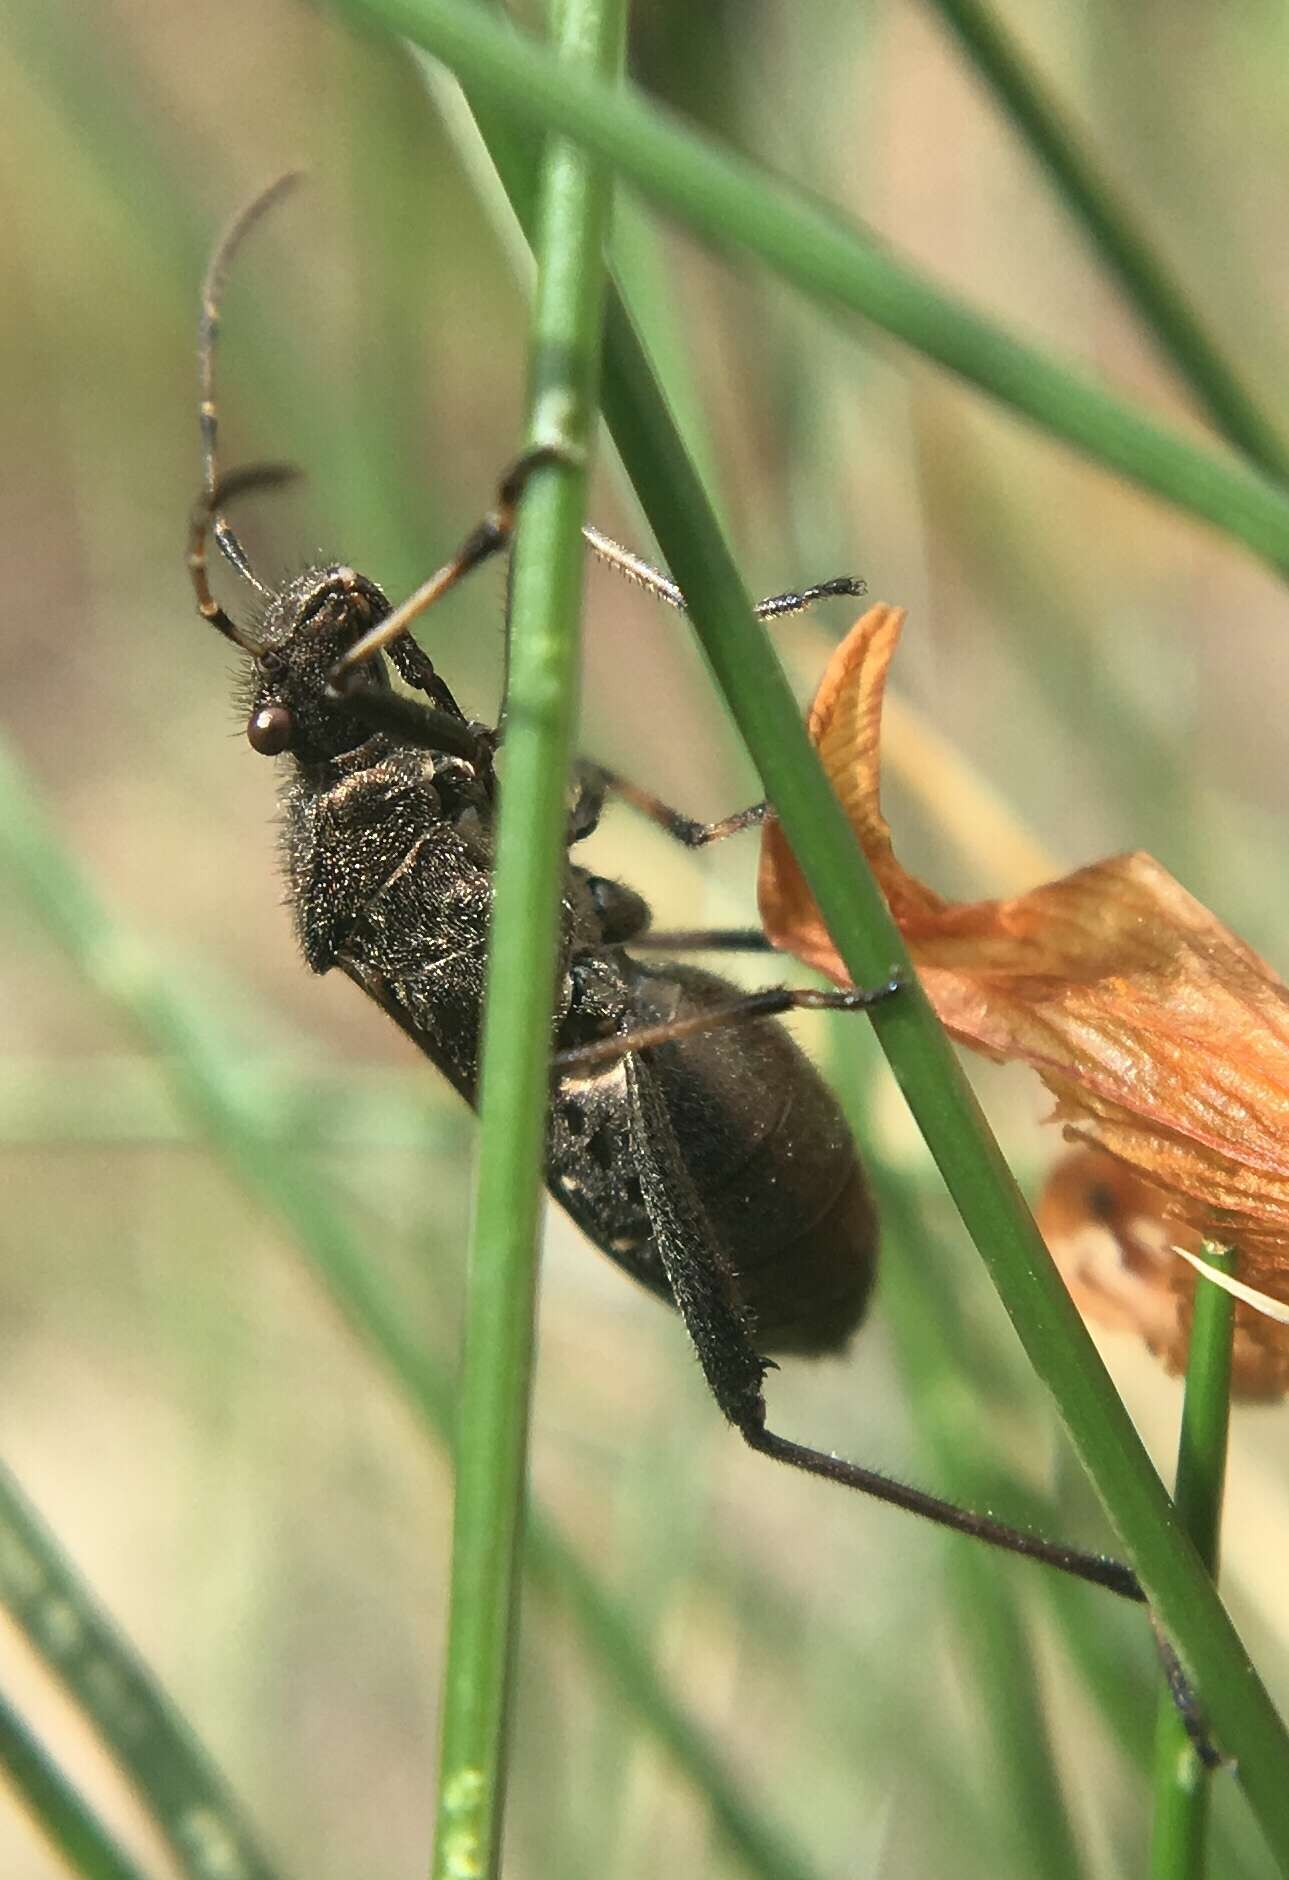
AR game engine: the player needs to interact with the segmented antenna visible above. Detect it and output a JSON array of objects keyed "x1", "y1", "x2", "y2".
[
  {"x1": 197, "y1": 170, "x2": 303, "y2": 590},
  {"x1": 188, "y1": 464, "x2": 299, "y2": 649}
]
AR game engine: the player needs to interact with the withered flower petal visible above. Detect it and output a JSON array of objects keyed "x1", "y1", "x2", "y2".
[{"x1": 759, "y1": 605, "x2": 1289, "y2": 1389}]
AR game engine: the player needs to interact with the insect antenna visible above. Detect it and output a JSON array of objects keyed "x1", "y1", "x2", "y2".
[
  {"x1": 198, "y1": 170, "x2": 303, "y2": 593},
  {"x1": 188, "y1": 465, "x2": 299, "y2": 650}
]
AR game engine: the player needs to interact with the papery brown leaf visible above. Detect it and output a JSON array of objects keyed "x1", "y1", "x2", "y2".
[{"x1": 758, "y1": 605, "x2": 1289, "y2": 1363}]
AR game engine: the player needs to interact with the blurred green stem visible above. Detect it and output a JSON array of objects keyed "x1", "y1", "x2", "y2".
[
  {"x1": 1151, "y1": 1245, "x2": 1237, "y2": 1880},
  {"x1": 427, "y1": 2, "x2": 622, "y2": 1875},
  {"x1": 829, "y1": 1033, "x2": 1088, "y2": 1880},
  {"x1": 0, "y1": 1686, "x2": 148, "y2": 1880},
  {"x1": 875, "y1": 1182, "x2": 1088, "y2": 1880},
  {"x1": 0, "y1": 1463, "x2": 280, "y2": 1880},
  {"x1": 924, "y1": 0, "x2": 1289, "y2": 479},
  {"x1": 337, "y1": 0, "x2": 1289, "y2": 574}
]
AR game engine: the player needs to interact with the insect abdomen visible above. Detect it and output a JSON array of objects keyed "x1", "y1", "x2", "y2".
[
  {"x1": 639, "y1": 962, "x2": 877, "y2": 1355},
  {"x1": 557, "y1": 959, "x2": 878, "y2": 1357},
  {"x1": 316, "y1": 781, "x2": 876, "y2": 1357}
]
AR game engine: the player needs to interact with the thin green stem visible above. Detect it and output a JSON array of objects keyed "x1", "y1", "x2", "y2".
[
  {"x1": 1151, "y1": 1245, "x2": 1238, "y2": 1880},
  {"x1": 591, "y1": 317, "x2": 1289, "y2": 1876},
  {"x1": 0, "y1": 1463, "x2": 280, "y2": 1880},
  {"x1": 430, "y1": 4, "x2": 623, "y2": 1875},
  {"x1": 0, "y1": 743, "x2": 820, "y2": 1880},
  {"x1": 0, "y1": 1686, "x2": 149, "y2": 1880},
  {"x1": 11, "y1": 15, "x2": 819, "y2": 1874},
  {"x1": 924, "y1": 0, "x2": 1289, "y2": 480},
  {"x1": 336, "y1": 0, "x2": 1289, "y2": 574},
  {"x1": 406, "y1": 23, "x2": 1289, "y2": 1865}
]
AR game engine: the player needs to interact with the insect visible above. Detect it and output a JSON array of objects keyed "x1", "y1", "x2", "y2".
[{"x1": 188, "y1": 176, "x2": 1145, "y2": 1611}]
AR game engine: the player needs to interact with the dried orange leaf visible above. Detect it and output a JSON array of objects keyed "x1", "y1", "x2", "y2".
[{"x1": 759, "y1": 605, "x2": 1289, "y2": 1356}]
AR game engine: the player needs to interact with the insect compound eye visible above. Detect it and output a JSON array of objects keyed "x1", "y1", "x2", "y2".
[{"x1": 247, "y1": 702, "x2": 294, "y2": 755}]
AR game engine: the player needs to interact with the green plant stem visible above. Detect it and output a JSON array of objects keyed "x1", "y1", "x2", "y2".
[
  {"x1": 0, "y1": 1463, "x2": 280, "y2": 1880},
  {"x1": 429, "y1": 4, "x2": 623, "y2": 1876},
  {"x1": 923, "y1": 0, "x2": 1289, "y2": 480},
  {"x1": 589, "y1": 321, "x2": 1289, "y2": 1874},
  {"x1": 0, "y1": 750, "x2": 820, "y2": 1880},
  {"x1": 0, "y1": 1686, "x2": 149, "y2": 1880},
  {"x1": 1151, "y1": 1246, "x2": 1238, "y2": 1880},
  {"x1": 408, "y1": 20, "x2": 1289, "y2": 1864},
  {"x1": 426, "y1": 124, "x2": 1070, "y2": 1857},
  {"x1": 438, "y1": 66, "x2": 1002, "y2": 1852},
  {"x1": 336, "y1": 0, "x2": 1289, "y2": 574},
  {"x1": 9, "y1": 14, "x2": 818, "y2": 1875}
]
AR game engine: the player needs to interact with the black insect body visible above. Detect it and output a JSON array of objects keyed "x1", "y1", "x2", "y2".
[
  {"x1": 187, "y1": 177, "x2": 1154, "y2": 1610},
  {"x1": 251, "y1": 557, "x2": 878, "y2": 1363}
]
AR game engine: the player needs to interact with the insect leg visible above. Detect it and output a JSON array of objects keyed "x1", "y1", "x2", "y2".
[
  {"x1": 622, "y1": 1052, "x2": 773, "y2": 1417},
  {"x1": 188, "y1": 464, "x2": 299, "y2": 649},
  {"x1": 581, "y1": 523, "x2": 866, "y2": 622},
  {"x1": 570, "y1": 767, "x2": 771, "y2": 953},
  {"x1": 384, "y1": 633, "x2": 470, "y2": 721},
  {"x1": 621, "y1": 1052, "x2": 1144, "y2": 1604},
  {"x1": 554, "y1": 980, "x2": 900, "y2": 1075},
  {"x1": 199, "y1": 171, "x2": 303, "y2": 592},
  {"x1": 331, "y1": 444, "x2": 579, "y2": 679},
  {"x1": 622, "y1": 928, "x2": 773, "y2": 954},
  {"x1": 578, "y1": 763, "x2": 766, "y2": 848},
  {"x1": 324, "y1": 678, "x2": 489, "y2": 765},
  {"x1": 568, "y1": 761, "x2": 612, "y2": 842}
]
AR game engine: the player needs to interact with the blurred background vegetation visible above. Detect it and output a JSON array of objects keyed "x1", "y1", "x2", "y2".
[{"x1": 1, "y1": 1, "x2": 1288, "y2": 1874}]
